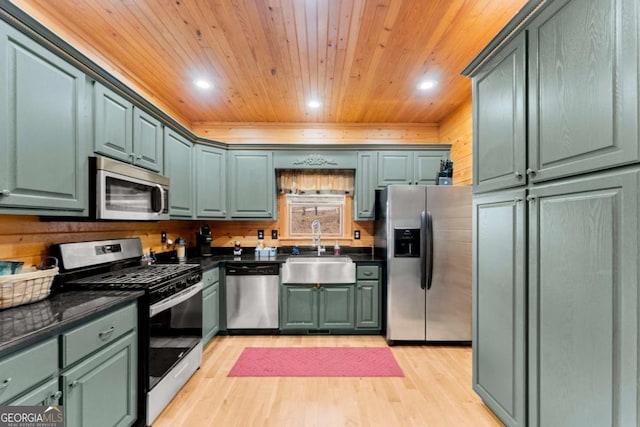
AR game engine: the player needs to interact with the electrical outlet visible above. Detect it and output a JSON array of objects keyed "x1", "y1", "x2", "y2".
[
  {"x1": 161, "y1": 231, "x2": 167, "y2": 243},
  {"x1": 354, "y1": 230, "x2": 361, "y2": 240},
  {"x1": 257, "y1": 230, "x2": 264, "y2": 239},
  {"x1": 271, "y1": 230, "x2": 278, "y2": 239}
]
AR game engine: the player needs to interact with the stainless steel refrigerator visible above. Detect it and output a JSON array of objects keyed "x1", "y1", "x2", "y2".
[{"x1": 375, "y1": 185, "x2": 472, "y2": 343}]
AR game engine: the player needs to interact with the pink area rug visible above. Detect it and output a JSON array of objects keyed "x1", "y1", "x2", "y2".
[{"x1": 228, "y1": 347, "x2": 404, "y2": 377}]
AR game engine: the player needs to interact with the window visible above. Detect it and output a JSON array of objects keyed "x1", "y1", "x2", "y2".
[{"x1": 287, "y1": 194, "x2": 345, "y2": 236}]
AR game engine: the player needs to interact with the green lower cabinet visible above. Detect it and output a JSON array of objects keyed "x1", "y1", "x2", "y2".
[
  {"x1": 528, "y1": 169, "x2": 639, "y2": 427},
  {"x1": 280, "y1": 285, "x2": 318, "y2": 330},
  {"x1": 472, "y1": 189, "x2": 526, "y2": 427},
  {"x1": 62, "y1": 330, "x2": 137, "y2": 427},
  {"x1": 203, "y1": 281, "x2": 220, "y2": 345},
  {"x1": 318, "y1": 285, "x2": 355, "y2": 329},
  {"x1": 355, "y1": 280, "x2": 379, "y2": 329},
  {"x1": 8, "y1": 378, "x2": 60, "y2": 406}
]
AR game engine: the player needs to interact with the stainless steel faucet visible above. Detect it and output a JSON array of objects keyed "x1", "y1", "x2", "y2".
[{"x1": 311, "y1": 219, "x2": 325, "y2": 255}]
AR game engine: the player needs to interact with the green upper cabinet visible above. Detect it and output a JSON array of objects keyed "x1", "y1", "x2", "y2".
[
  {"x1": 94, "y1": 82, "x2": 163, "y2": 173},
  {"x1": 472, "y1": 189, "x2": 527, "y2": 427},
  {"x1": 527, "y1": 0, "x2": 640, "y2": 182},
  {"x1": 164, "y1": 128, "x2": 194, "y2": 218},
  {"x1": 132, "y1": 107, "x2": 163, "y2": 172},
  {"x1": 93, "y1": 82, "x2": 132, "y2": 163},
  {"x1": 0, "y1": 21, "x2": 89, "y2": 215},
  {"x1": 377, "y1": 150, "x2": 449, "y2": 186},
  {"x1": 228, "y1": 150, "x2": 275, "y2": 219},
  {"x1": 527, "y1": 0, "x2": 639, "y2": 183},
  {"x1": 195, "y1": 145, "x2": 227, "y2": 218},
  {"x1": 472, "y1": 32, "x2": 526, "y2": 193},
  {"x1": 354, "y1": 151, "x2": 377, "y2": 219},
  {"x1": 528, "y1": 169, "x2": 639, "y2": 427}
]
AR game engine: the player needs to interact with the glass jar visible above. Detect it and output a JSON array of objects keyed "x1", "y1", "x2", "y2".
[{"x1": 176, "y1": 236, "x2": 187, "y2": 262}]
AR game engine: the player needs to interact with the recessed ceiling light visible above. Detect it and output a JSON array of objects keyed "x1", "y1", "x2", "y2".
[
  {"x1": 194, "y1": 79, "x2": 213, "y2": 90},
  {"x1": 307, "y1": 99, "x2": 322, "y2": 109},
  {"x1": 417, "y1": 80, "x2": 437, "y2": 91}
]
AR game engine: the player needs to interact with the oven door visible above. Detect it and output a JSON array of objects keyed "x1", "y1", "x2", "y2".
[
  {"x1": 96, "y1": 168, "x2": 170, "y2": 220},
  {"x1": 148, "y1": 282, "x2": 203, "y2": 389},
  {"x1": 147, "y1": 282, "x2": 203, "y2": 424}
]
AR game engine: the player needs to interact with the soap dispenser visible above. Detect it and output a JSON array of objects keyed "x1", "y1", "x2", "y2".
[{"x1": 334, "y1": 241, "x2": 341, "y2": 256}]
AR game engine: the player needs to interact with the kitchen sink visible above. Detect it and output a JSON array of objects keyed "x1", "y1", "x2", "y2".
[{"x1": 281, "y1": 256, "x2": 356, "y2": 284}]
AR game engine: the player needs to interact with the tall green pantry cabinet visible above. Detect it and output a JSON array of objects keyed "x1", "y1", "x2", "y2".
[{"x1": 465, "y1": 0, "x2": 640, "y2": 426}]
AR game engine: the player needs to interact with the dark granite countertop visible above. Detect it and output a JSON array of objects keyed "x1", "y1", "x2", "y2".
[
  {"x1": 0, "y1": 290, "x2": 144, "y2": 357},
  {"x1": 161, "y1": 247, "x2": 384, "y2": 271}
]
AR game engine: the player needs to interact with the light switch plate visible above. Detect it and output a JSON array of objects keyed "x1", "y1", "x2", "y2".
[
  {"x1": 257, "y1": 230, "x2": 264, "y2": 239},
  {"x1": 354, "y1": 230, "x2": 360, "y2": 240},
  {"x1": 271, "y1": 230, "x2": 278, "y2": 239},
  {"x1": 161, "y1": 231, "x2": 167, "y2": 243}
]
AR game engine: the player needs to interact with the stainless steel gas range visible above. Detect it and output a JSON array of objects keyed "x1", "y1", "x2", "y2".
[{"x1": 53, "y1": 238, "x2": 203, "y2": 426}]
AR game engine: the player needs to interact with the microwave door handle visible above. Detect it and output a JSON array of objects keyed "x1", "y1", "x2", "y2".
[{"x1": 154, "y1": 184, "x2": 165, "y2": 214}]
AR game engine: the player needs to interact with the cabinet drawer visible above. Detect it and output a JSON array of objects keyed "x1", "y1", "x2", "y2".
[
  {"x1": 0, "y1": 338, "x2": 57, "y2": 404},
  {"x1": 357, "y1": 265, "x2": 379, "y2": 280},
  {"x1": 61, "y1": 303, "x2": 136, "y2": 368},
  {"x1": 202, "y1": 267, "x2": 219, "y2": 288}
]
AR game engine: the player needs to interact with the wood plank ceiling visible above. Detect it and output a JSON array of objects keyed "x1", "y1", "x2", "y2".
[{"x1": 11, "y1": 0, "x2": 526, "y2": 127}]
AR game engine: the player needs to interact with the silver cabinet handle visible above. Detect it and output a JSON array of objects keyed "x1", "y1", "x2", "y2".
[
  {"x1": 98, "y1": 326, "x2": 115, "y2": 339},
  {"x1": 526, "y1": 195, "x2": 536, "y2": 202},
  {"x1": 69, "y1": 380, "x2": 80, "y2": 389},
  {"x1": 0, "y1": 190, "x2": 9, "y2": 197},
  {"x1": 0, "y1": 378, "x2": 11, "y2": 390},
  {"x1": 526, "y1": 168, "x2": 536, "y2": 177},
  {"x1": 514, "y1": 197, "x2": 523, "y2": 203},
  {"x1": 515, "y1": 172, "x2": 523, "y2": 179},
  {"x1": 363, "y1": 271, "x2": 373, "y2": 276},
  {"x1": 135, "y1": 155, "x2": 142, "y2": 161}
]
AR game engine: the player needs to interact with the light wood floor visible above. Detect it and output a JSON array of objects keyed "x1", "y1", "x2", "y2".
[{"x1": 154, "y1": 335, "x2": 503, "y2": 427}]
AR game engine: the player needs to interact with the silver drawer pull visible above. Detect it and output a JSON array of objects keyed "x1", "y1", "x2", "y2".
[
  {"x1": 363, "y1": 271, "x2": 373, "y2": 276},
  {"x1": 0, "y1": 378, "x2": 11, "y2": 390},
  {"x1": 98, "y1": 326, "x2": 115, "y2": 339},
  {"x1": 69, "y1": 380, "x2": 79, "y2": 389}
]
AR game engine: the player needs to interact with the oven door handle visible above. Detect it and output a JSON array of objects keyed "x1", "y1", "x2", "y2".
[{"x1": 149, "y1": 282, "x2": 203, "y2": 317}]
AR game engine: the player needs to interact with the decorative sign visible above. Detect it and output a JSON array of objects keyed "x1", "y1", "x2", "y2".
[{"x1": 292, "y1": 154, "x2": 339, "y2": 166}]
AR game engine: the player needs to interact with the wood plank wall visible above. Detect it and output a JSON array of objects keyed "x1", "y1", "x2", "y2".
[
  {"x1": 439, "y1": 97, "x2": 472, "y2": 185},
  {"x1": 192, "y1": 122, "x2": 440, "y2": 144},
  {"x1": 0, "y1": 215, "x2": 197, "y2": 267}
]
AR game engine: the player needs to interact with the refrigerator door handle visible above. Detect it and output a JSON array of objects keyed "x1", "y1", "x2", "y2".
[
  {"x1": 426, "y1": 211, "x2": 434, "y2": 290},
  {"x1": 420, "y1": 211, "x2": 427, "y2": 290}
]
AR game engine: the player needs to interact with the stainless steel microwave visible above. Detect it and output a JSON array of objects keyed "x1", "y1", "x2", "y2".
[{"x1": 90, "y1": 156, "x2": 170, "y2": 220}]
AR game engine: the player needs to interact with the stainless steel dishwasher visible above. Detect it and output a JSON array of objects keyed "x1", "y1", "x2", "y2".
[{"x1": 225, "y1": 263, "x2": 280, "y2": 331}]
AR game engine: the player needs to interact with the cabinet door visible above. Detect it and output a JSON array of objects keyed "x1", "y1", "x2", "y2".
[
  {"x1": 355, "y1": 151, "x2": 377, "y2": 219},
  {"x1": 195, "y1": 144, "x2": 227, "y2": 218},
  {"x1": 355, "y1": 280, "x2": 379, "y2": 329},
  {"x1": 528, "y1": 0, "x2": 639, "y2": 182},
  {"x1": 164, "y1": 128, "x2": 194, "y2": 217},
  {"x1": 0, "y1": 23, "x2": 89, "y2": 214},
  {"x1": 528, "y1": 169, "x2": 638, "y2": 427},
  {"x1": 228, "y1": 151, "x2": 274, "y2": 218},
  {"x1": 280, "y1": 285, "x2": 318, "y2": 330},
  {"x1": 472, "y1": 32, "x2": 526, "y2": 193},
  {"x1": 377, "y1": 151, "x2": 414, "y2": 186},
  {"x1": 472, "y1": 189, "x2": 526, "y2": 427},
  {"x1": 202, "y1": 281, "x2": 220, "y2": 345},
  {"x1": 62, "y1": 331, "x2": 137, "y2": 427},
  {"x1": 414, "y1": 151, "x2": 449, "y2": 185},
  {"x1": 93, "y1": 82, "x2": 133, "y2": 164},
  {"x1": 8, "y1": 378, "x2": 60, "y2": 406},
  {"x1": 132, "y1": 107, "x2": 163, "y2": 173},
  {"x1": 318, "y1": 285, "x2": 355, "y2": 329}
]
